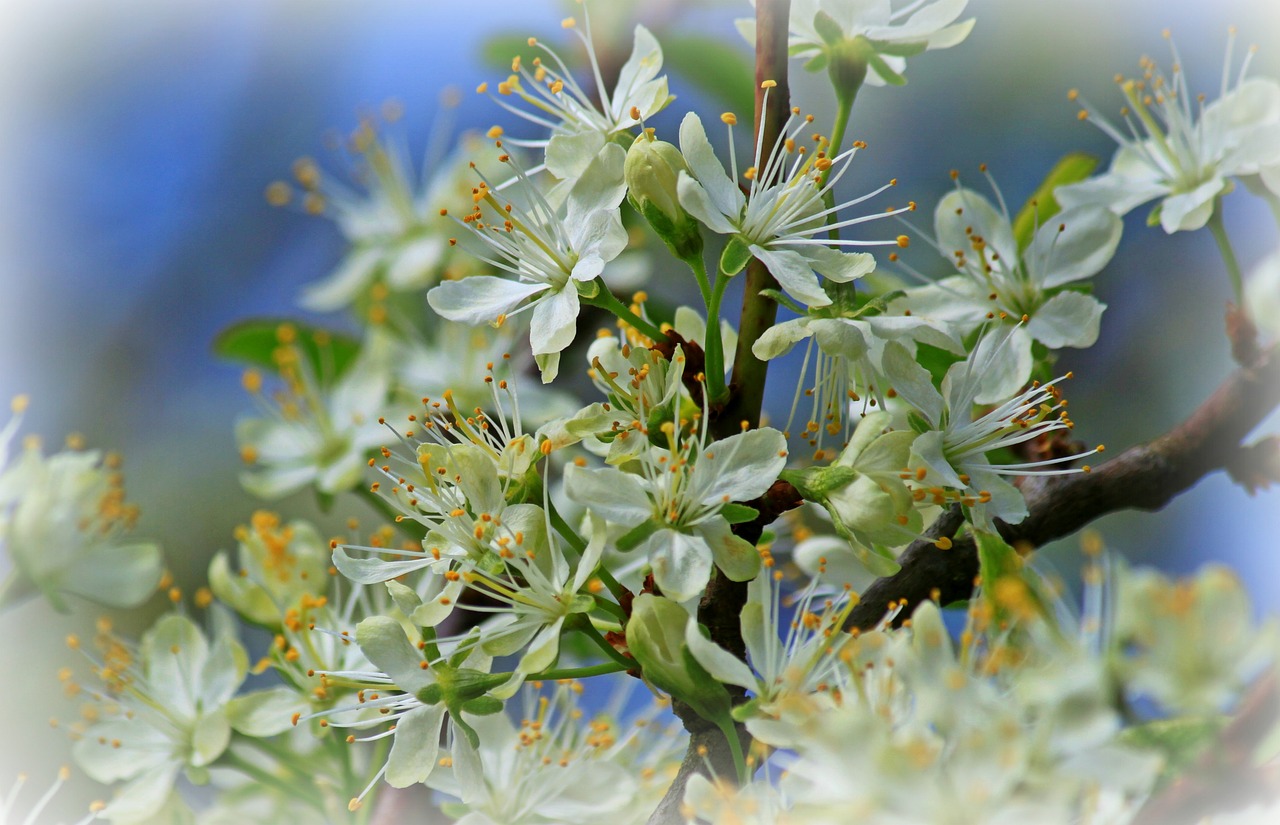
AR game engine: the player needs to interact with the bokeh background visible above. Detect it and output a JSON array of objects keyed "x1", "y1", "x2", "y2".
[{"x1": 1, "y1": 0, "x2": 1278, "y2": 817}]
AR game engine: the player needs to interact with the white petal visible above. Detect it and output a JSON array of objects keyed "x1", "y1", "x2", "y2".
[
  {"x1": 690, "y1": 427, "x2": 787, "y2": 504},
  {"x1": 355, "y1": 615, "x2": 431, "y2": 695},
  {"x1": 935, "y1": 188, "x2": 1017, "y2": 269},
  {"x1": 749, "y1": 244, "x2": 830, "y2": 308},
  {"x1": 1031, "y1": 206, "x2": 1123, "y2": 287},
  {"x1": 563, "y1": 465, "x2": 651, "y2": 526},
  {"x1": 802, "y1": 247, "x2": 876, "y2": 283},
  {"x1": 1028, "y1": 291, "x2": 1106, "y2": 349},
  {"x1": 685, "y1": 618, "x2": 757, "y2": 691},
  {"x1": 529, "y1": 285, "x2": 580, "y2": 355},
  {"x1": 1160, "y1": 178, "x2": 1225, "y2": 233},
  {"x1": 59, "y1": 542, "x2": 162, "y2": 608},
  {"x1": 751, "y1": 317, "x2": 814, "y2": 360},
  {"x1": 427, "y1": 276, "x2": 548, "y2": 324},
  {"x1": 299, "y1": 247, "x2": 382, "y2": 311},
  {"x1": 386, "y1": 704, "x2": 446, "y2": 788},
  {"x1": 612, "y1": 25, "x2": 665, "y2": 119},
  {"x1": 546, "y1": 130, "x2": 607, "y2": 184},
  {"x1": 644, "y1": 529, "x2": 713, "y2": 603},
  {"x1": 678, "y1": 172, "x2": 739, "y2": 234},
  {"x1": 566, "y1": 143, "x2": 628, "y2": 216},
  {"x1": 881, "y1": 340, "x2": 943, "y2": 425},
  {"x1": 701, "y1": 518, "x2": 761, "y2": 582},
  {"x1": 385, "y1": 235, "x2": 446, "y2": 289},
  {"x1": 679, "y1": 112, "x2": 744, "y2": 219}
]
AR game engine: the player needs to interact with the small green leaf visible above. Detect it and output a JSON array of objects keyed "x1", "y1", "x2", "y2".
[
  {"x1": 1146, "y1": 202, "x2": 1164, "y2": 227},
  {"x1": 213, "y1": 318, "x2": 359, "y2": 381},
  {"x1": 1011, "y1": 153, "x2": 1100, "y2": 251},
  {"x1": 663, "y1": 36, "x2": 754, "y2": 117},
  {"x1": 720, "y1": 503, "x2": 760, "y2": 525}
]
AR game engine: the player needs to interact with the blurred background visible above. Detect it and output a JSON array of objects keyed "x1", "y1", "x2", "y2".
[{"x1": 1, "y1": 0, "x2": 1278, "y2": 816}]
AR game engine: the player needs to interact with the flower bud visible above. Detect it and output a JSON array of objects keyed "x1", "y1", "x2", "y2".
[
  {"x1": 626, "y1": 594, "x2": 733, "y2": 723},
  {"x1": 625, "y1": 135, "x2": 703, "y2": 261}
]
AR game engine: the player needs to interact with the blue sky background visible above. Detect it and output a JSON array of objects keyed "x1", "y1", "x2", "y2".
[{"x1": 0, "y1": 0, "x2": 1278, "y2": 811}]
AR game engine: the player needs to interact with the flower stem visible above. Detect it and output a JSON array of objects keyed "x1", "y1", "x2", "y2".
[
  {"x1": 549, "y1": 501, "x2": 630, "y2": 606},
  {"x1": 575, "y1": 617, "x2": 635, "y2": 670},
  {"x1": 535, "y1": 661, "x2": 629, "y2": 681},
  {"x1": 822, "y1": 88, "x2": 858, "y2": 241},
  {"x1": 717, "y1": 718, "x2": 750, "y2": 784},
  {"x1": 1207, "y1": 201, "x2": 1244, "y2": 305},
  {"x1": 704, "y1": 272, "x2": 732, "y2": 403},
  {"x1": 587, "y1": 281, "x2": 667, "y2": 342},
  {"x1": 222, "y1": 750, "x2": 328, "y2": 815},
  {"x1": 689, "y1": 253, "x2": 713, "y2": 307}
]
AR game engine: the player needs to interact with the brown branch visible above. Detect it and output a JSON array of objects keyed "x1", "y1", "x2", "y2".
[
  {"x1": 647, "y1": 2, "x2": 792, "y2": 822},
  {"x1": 1131, "y1": 673, "x2": 1280, "y2": 825},
  {"x1": 848, "y1": 343, "x2": 1280, "y2": 631}
]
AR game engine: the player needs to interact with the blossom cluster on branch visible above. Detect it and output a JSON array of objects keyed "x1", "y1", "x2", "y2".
[{"x1": 4, "y1": 1, "x2": 1280, "y2": 824}]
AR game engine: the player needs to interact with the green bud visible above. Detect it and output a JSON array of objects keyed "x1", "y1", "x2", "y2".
[
  {"x1": 626, "y1": 594, "x2": 734, "y2": 724},
  {"x1": 626, "y1": 135, "x2": 704, "y2": 261}
]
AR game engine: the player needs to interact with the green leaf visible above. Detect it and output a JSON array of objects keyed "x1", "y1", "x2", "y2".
[
  {"x1": 720, "y1": 503, "x2": 760, "y2": 525},
  {"x1": 1011, "y1": 153, "x2": 1100, "y2": 251},
  {"x1": 213, "y1": 318, "x2": 359, "y2": 381},
  {"x1": 662, "y1": 36, "x2": 755, "y2": 119}
]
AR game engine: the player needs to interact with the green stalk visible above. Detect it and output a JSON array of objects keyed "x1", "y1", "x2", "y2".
[
  {"x1": 222, "y1": 751, "x2": 328, "y2": 815},
  {"x1": 717, "y1": 719, "x2": 750, "y2": 784},
  {"x1": 704, "y1": 272, "x2": 732, "y2": 403},
  {"x1": 822, "y1": 87, "x2": 859, "y2": 241},
  {"x1": 575, "y1": 617, "x2": 636, "y2": 670},
  {"x1": 586, "y1": 281, "x2": 667, "y2": 342},
  {"x1": 1207, "y1": 201, "x2": 1244, "y2": 305},
  {"x1": 548, "y1": 502, "x2": 630, "y2": 605},
  {"x1": 534, "y1": 661, "x2": 629, "y2": 681}
]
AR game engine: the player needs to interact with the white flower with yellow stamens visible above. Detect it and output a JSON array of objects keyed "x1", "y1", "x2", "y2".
[
  {"x1": 71, "y1": 613, "x2": 252, "y2": 824},
  {"x1": 0, "y1": 397, "x2": 163, "y2": 613},
  {"x1": 738, "y1": 0, "x2": 974, "y2": 88},
  {"x1": 676, "y1": 102, "x2": 906, "y2": 309},
  {"x1": 1059, "y1": 30, "x2": 1280, "y2": 233},
  {"x1": 899, "y1": 177, "x2": 1120, "y2": 386},
  {"x1": 685, "y1": 568, "x2": 858, "y2": 732},
  {"x1": 565, "y1": 418, "x2": 786, "y2": 603},
  {"x1": 427, "y1": 144, "x2": 628, "y2": 382},
  {"x1": 481, "y1": 10, "x2": 673, "y2": 189},
  {"x1": 268, "y1": 106, "x2": 500, "y2": 312},
  {"x1": 885, "y1": 330, "x2": 1103, "y2": 529},
  {"x1": 236, "y1": 328, "x2": 396, "y2": 499}
]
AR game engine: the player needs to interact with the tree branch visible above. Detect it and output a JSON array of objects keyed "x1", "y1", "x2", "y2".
[
  {"x1": 647, "y1": 2, "x2": 792, "y2": 822},
  {"x1": 848, "y1": 343, "x2": 1280, "y2": 631}
]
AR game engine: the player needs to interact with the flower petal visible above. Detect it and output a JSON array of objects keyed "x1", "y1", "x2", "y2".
[
  {"x1": 1030, "y1": 206, "x2": 1122, "y2": 288},
  {"x1": 386, "y1": 704, "x2": 447, "y2": 788},
  {"x1": 427, "y1": 276, "x2": 549, "y2": 324},
  {"x1": 679, "y1": 112, "x2": 744, "y2": 219},
  {"x1": 749, "y1": 244, "x2": 830, "y2": 308},
  {"x1": 1028, "y1": 291, "x2": 1106, "y2": 349}
]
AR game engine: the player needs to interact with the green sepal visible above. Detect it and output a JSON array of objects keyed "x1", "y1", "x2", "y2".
[
  {"x1": 314, "y1": 489, "x2": 335, "y2": 514},
  {"x1": 871, "y1": 39, "x2": 929, "y2": 58},
  {"x1": 813, "y1": 11, "x2": 845, "y2": 46},
  {"x1": 213, "y1": 318, "x2": 359, "y2": 382},
  {"x1": 867, "y1": 51, "x2": 906, "y2": 85},
  {"x1": 617, "y1": 519, "x2": 662, "y2": 553},
  {"x1": 1146, "y1": 202, "x2": 1163, "y2": 227},
  {"x1": 576, "y1": 278, "x2": 601, "y2": 300},
  {"x1": 720, "y1": 236, "x2": 754, "y2": 276},
  {"x1": 730, "y1": 696, "x2": 762, "y2": 722},
  {"x1": 568, "y1": 593, "x2": 596, "y2": 614},
  {"x1": 758, "y1": 288, "x2": 807, "y2": 315},
  {"x1": 1012, "y1": 153, "x2": 1100, "y2": 251},
  {"x1": 720, "y1": 503, "x2": 760, "y2": 525},
  {"x1": 780, "y1": 465, "x2": 858, "y2": 503},
  {"x1": 462, "y1": 695, "x2": 505, "y2": 716}
]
